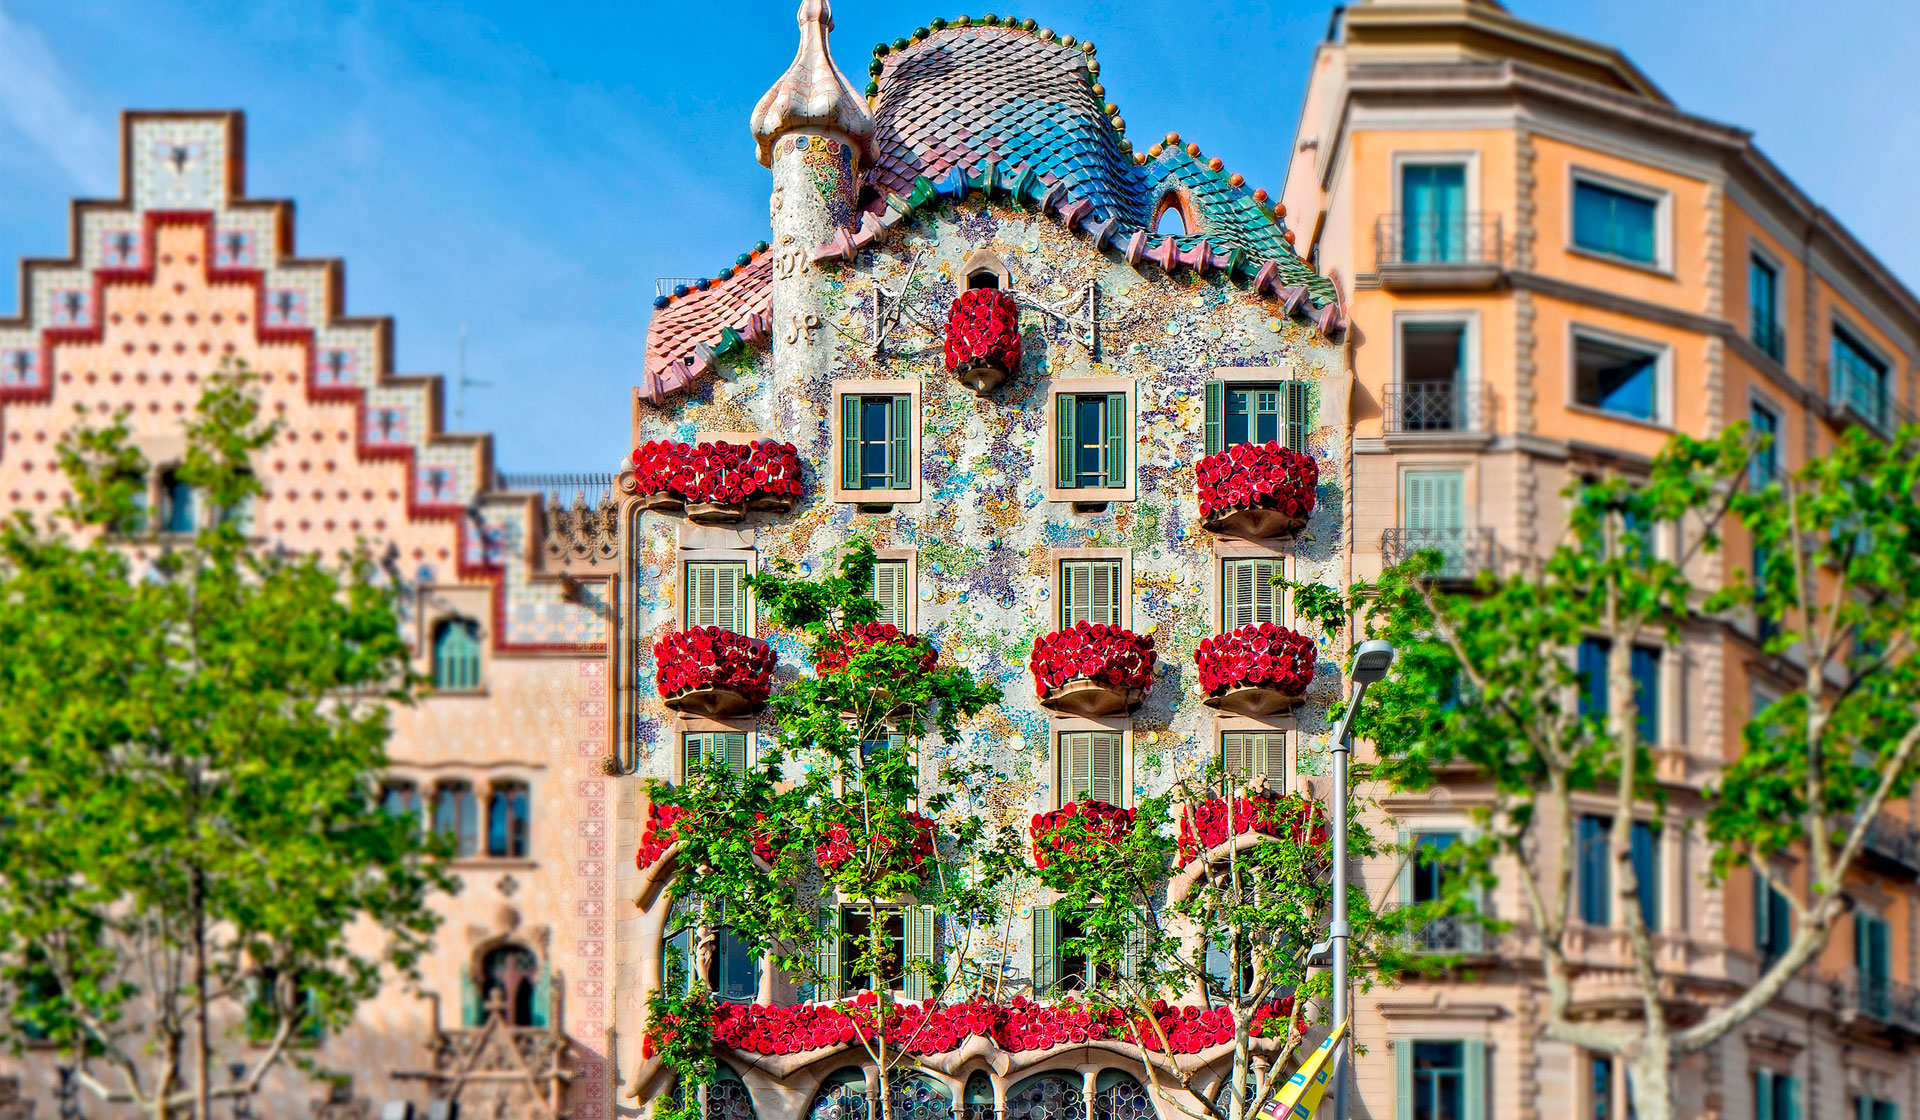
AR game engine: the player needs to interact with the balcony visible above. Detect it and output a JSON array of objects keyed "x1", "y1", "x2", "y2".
[
  {"x1": 1371, "y1": 212, "x2": 1505, "y2": 289},
  {"x1": 1380, "y1": 527, "x2": 1495, "y2": 583},
  {"x1": 1413, "y1": 915, "x2": 1487, "y2": 956},
  {"x1": 1861, "y1": 813, "x2": 1920, "y2": 877},
  {"x1": 1831, "y1": 356, "x2": 1898, "y2": 435},
  {"x1": 1832, "y1": 975, "x2": 1920, "y2": 1040},
  {"x1": 1382, "y1": 381, "x2": 1491, "y2": 448}
]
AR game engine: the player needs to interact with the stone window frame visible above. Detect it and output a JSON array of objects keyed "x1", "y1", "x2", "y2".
[
  {"x1": 1046, "y1": 546, "x2": 1133, "y2": 632},
  {"x1": 829, "y1": 378, "x2": 922, "y2": 505},
  {"x1": 1043, "y1": 376, "x2": 1138, "y2": 504}
]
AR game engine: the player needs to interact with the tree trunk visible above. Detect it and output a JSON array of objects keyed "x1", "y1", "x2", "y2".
[
  {"x1": 1626, "y1": 1038, "x2": 1674, "y2": 1120},
  {"x1": 192, "y1": 868, "x2": 211, "y2": 1120}
]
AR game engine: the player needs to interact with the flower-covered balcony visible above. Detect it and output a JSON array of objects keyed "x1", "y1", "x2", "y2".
[
  {"x1": 1177, "y1": 789, "x2": 1328, "y2": 868},
  {"x1": 626, "y1": 438, "x2": 805, "y2": 525},
  {"x1": 1195, "y1": 622, "x2": 1315, "y2": 716},
  {"x1": 944, "y1": 288, "x2": 1022, "y2": 396},
  {"x1": 1028, "y1": 622, "x2": 1156, "y2": 717},
  {"x1": 654, "y1": 626, "x2": 776, "y2": 719},
  {"x1": 1029, "y1": 799, "x2": 1137, "y2": 870},
  {"x1": 1196, "y1": 442, "x2": 1317, "y2": 540}
]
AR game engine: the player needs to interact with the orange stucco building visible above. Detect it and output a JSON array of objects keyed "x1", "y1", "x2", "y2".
[{"x1": 1283, "y1": 2, "x2": 1919, "y2": 1118}]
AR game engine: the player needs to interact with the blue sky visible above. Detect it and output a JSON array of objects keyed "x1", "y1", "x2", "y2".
[{"x1": 3, "y1": 0, "x2": 1917, "y2": 473}]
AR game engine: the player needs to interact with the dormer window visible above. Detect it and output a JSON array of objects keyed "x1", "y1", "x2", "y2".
[
  {"x1": 966, "y1": 272, "x2": 998, "y2": 290},
  {"x1": 959, "y1": 247, "x2": 1010, "y2": 292}
]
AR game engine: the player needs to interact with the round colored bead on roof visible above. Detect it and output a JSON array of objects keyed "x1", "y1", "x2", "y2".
[
  {"x1": 1134, "y1": 152, "x2": 1148, "y2": 166},
  {"x1": 983, "y1": 13, "x2": 998, "y2": 24},
  {"x1": 873, "y1": 42, "x2": 888, "y2": 55},
  {"x1": 1118, "y1": 138, "x2": 1132, "y2": 152},
  {"x1": 717, "y1": 266, "x2": 733, "y2": 280},
  {"x1": 1112, "y1": 117, "x2": 1125, "y2": 132},
  {"x1": 736, "y1": 253, "x2": 752, "y2": 266},
  {"x1": 956, "y1": 15, "x2": 971, "y2": 26},
  {"x1": 1273, "y1": 202, "x2": 1286, "y2": 217},
  {"x1": 673, "y1": 284, "x2": 690, "y2": 298},
  {"x1": 1061, "y1": 33, "x2": 1076, "y2": 46},
  {"x1": 1208, "y1": 157, "x2": 1224, "y2": 171},
  {"x1": 1148, "y1": 144, "x2": 1163, "y2": 158},
  {"x1": 1088, "y1": 59, "x2": 1099, "y2": 75},
  {"x1": 1165, "y1": 132, "x2": 1180, "y2": 145},
  {"x1": 870, "y1": 57, "x2": 884, "y2": 74},
  {"x1": 892, "y1": 36, "x2": 908, "y2": 48},
  {"x1": 1021, "y1": 18, "x2": 1036, "y2": 30},
  {"x1": 1091, "y1": 82, "x2": 1104, "y2": 97},
  {"x1": 931, "y1": 16, "x2": 947, "y2": 28},
  {"x1": 866, "y1": 80, "x2": 880, "y2": 95},
  {"x1": 653, "y1": 295, "x2": 670, "y2": 310},
  {"x1": 754, "y1": 240, "x2": 769, "y2": 252},
  {"x1": 1186, "y1": 143, "x2": 1201, "y2": 157},
  {"x1": 1228, "y1": 173, "x2": 1244, "y2": 187},
  {"x1": 1038, "y1": 27, "x2": 1052, "y2": 39},
  {"x1": 1253, "y1": 189, "x2": 1268, "y2": 202},
  {"x1": 915, "y1": 25, "x2": 929, "y2": 38},
  {"x1": 1284, "y1": 229, "x2": 1296, "y2": 244},
  {"x1": 1082, "y1": 40, "x2": 1096, "y2": 54},
  {"x1": 695, "y1": 278, "x2": 711, "y2": 290}
]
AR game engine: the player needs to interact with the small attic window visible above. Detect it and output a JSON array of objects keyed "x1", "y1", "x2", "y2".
[
  {"x1": 967, "y1": 272, "x2": 999, "y2": 290},
  {"x1": 960, "y1": 248, "x2": 1010, "y2": 291},
  {"x1": 1152, "y1": 195, "x2": 1189, "y2": 238}
]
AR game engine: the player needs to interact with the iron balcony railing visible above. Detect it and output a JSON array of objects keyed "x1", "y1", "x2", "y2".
[
  {"x1": 1384, "y1": 381, "x2": 1487, "y2": 434},
  {"x1": 495, "y1": 471, "x2": 617, "y2": 506},
  {"x1": 1381, "y1": 527, "x2": 1496, "y2": 582},
  {"x1": 1828, "y1": 355, "x2": 1914, "y2": 435},
  {"x1": 1375, "y1": 212, "x2": 1504, "y2": 269},
  {"x1": 1413, "y1": 915, "x2": 1486, "y2": 955},
  {"x1": 1834, "y1": 974, "x2": 1920, "y2": 1037},
  {"x1": 1750, "y1": 318, "x2": 1785, "y2": 362},
  {"x1": 1862, "y1": 813, "x2": 1920, "y2": 876}
]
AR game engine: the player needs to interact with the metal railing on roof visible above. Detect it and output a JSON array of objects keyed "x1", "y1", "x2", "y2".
[
  {"x1": 494, "y1": 472, "x2": 616, "y2": 506},
  {"x1": 653, "y1": 277, "x2": 704, "y2": 299}
]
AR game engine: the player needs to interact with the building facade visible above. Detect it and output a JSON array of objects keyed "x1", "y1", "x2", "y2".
[{"x1": 1280, "y1": 1, "x2": 1920, "y2": 1119}]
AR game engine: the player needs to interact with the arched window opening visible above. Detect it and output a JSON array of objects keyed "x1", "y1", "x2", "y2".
[
  {"x1": 1152, "y1": 193, "x2": 1189, "y2": 238},
  {"x1": 381, "y1": 781, "x2": 422, "y2": 822},
  {"x1": 960, "y1": 248, "x2": 1010, "y2": 292},
  {"x1": 488, "y1": 781, "x2": 530, "y2": 858},
  {"x1": 708, "y1": 1064, "x2": 758, "y2": 1120},
  {"x1": 160, "y1": 468, "x2": 196, "y2": 533},
  {"x1": 1092, "y1": 1071, "x2": 1152, "y2": 1120},
  {"x1": 889, "y1": 1073, "x2": 954, "y2": 1120},
  {"x1": 809, "y1": 1068, "x2": 869, "y2": 1120},
  {"x1": 432, "y1": 781, "x2": 480, "y2": 857},
  {"x1": 1006, "y1": 1075, "x2": 1083, "y2": 1120},
  {"x1": 961, "y1": 1073, "x2": 995, "y2": 1120},
  {"x1": 481, "y1": 944, "x2": 540, "y2": 1027},
  {"x1": 433, "y1": 618, "x2": 483, "y2": 690}
]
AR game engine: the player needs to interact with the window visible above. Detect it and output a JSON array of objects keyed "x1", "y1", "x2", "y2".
[
  {"x1": 1398, "y1": 321, "x2": 1469, "y2": 431},
  {"x1": 1749, "y1": 400, "x2": 1780, "y2": 488},
  {"x1": 381, "y1": 781, "x2": 422, "y2": 822},
  {"x1": 1403, "y1": 471, "x2": 1465, "y2": 532},
  {"x1": 480, "y1": 945, "x2": 541, "y2": 1027},
  {"x1": 1750, "y1": 257, "x2": 1782, "y2": 359},
  {"x1": 1411, "y1": 833, "x2": 1458, "y2": 908},
  {"x1": 684, "y1": 731, "x2": 748, "y2": 780},
  {"x1": 1575, "y1": 334, "x2": 1663, "y2": 424},
  {"x1": 1221, "y1": 557, "x2": 1284, "y2": 630},
  {"x1": 684, "y1": 560, "x2": 749, "y2": 633},
  {"x1": 487, "y1": 782, "x2": 529, "y2": 858},
  {"x1": 1591, "y1": 1056, "x2": 1614, "y2": 1120},
  {"x1": 1221, "y1": 731, "x2": 1286, "y2": 789},
  {"x1": 433, "y1": 781, "x2": 480, "y2": 858},
  {"x1": 1031, "y1": 908, "x2": 1130, "y2": 995},
  {"x1": 1054, "y1": 392, "x2": 1127, "y2": 491},
  {"x1": 1858, "y1": 910, "x2": 1891, "y2": 1016},
  {"x1": 1058, "y1": 731, "x2": 1123, "y2": 806},
  {"x1": 1576, "y1": 638, "x2": 1661, "y2": 744},
  {"x1": 1631, "y1": 820, "x2": 1660, "y2": 931},
  {"x1": 1396, "y1": 1039, "x2": 1486, "y2": 1120},
  {"x1": 1402, "y1": 163, "x2": 1467, "y2": 263},
  {"x1": 1204, "y1": 380, "x2": 1311, "y2": 454},
  {"x1": 245, "y1": 968, "x2": 322, "y2": 1044},
  {"x1": 1857, "y1": 1096, "x2": 1900, "y2": 1120},
  {"x1": 114, "y1": 472, "x2": 149, "y2": 533},
  {"x1": 160, "y1": 469, "x2": 196, "y2": 533},
  {"x1": 1754, "y1": 868, "x2": 1791, "y2": 965},
  {"x1": 672, "y1": 906, "x2": 760, "y2": 1003},
  {"x1": 1408, "y1": 831, "x2": 1464, "y2": 952},
  {"x1": 1059, "y1": 559, "x2": 1123, "y2": 628},
  {"x1": 1752, "y1": 1070, "x2": 1800, "y2": 1120},
  {"x1": 839, "y1": 907, "x2": 907, "y2": 993},
  {"x1": 1573, "y1": 179, "x2": 1658, "y2": 265},
  {"x1": 1831, "y1": 324, "x2": 1891, "y2": 433},
  {"x1": 840, "y1": 393, "x2": 914, "y2": 492},
  {"x1": 432, "y1": 618, "x2": 483, "y2": 690},
  {"x1": 870, "y1": 559, "x2": 910, "y2": 630},
  {"x1": 217, "y1": 469, "x2": 256, "y2": 535},
  {"x1": 1578, "y1": 814, "x2": 1610, "y2": 926}
]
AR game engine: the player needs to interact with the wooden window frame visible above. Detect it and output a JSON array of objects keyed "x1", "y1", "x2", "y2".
[
  {"x1": 1051, "y1": 718, "x2": 1131, "y2": 809},
  {"x1": 1566, "y1": 165, "x2": 1674, "y2": 275},
  {"x1": 1217, "y1": 724, "x2": 1291, "y2": 791},
  {"x1": 1202, "y1": 365, "x2": 1311, "y2": 456},
  {"x1": 870, "y1": 548, "x2": 918, "y2": 633},
  {"x1": 1047, "y1": 547, "x2": 1132, "y2": 631},
  {"x1": 678, "y1": 549, "x2": 757, "y2": 637},
  {"x1": 1044, "y1": 377, "x2": 1136, "y2": 503},
  {"x1": 830, "y1": 379, "x2": 921, "y2": 504}
]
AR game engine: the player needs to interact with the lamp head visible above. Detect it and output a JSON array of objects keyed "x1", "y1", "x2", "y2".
[{"x1": 1349, "y1": 639, "x2": 1396, "y2": 684}]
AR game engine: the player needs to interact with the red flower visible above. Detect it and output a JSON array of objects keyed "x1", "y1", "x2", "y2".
[
  {"x1": 816, "y1": 810, "x2": 938, "y2": 876},
  {"x1": 1194, "y1": 623, "x2": 1316, "y2": 697},
  {"x1": 1196, "y1": 443, "x2": 1317, "y2": 521},
  {"x1": 1028, "y1": 799, "x2": 1137, "y2": 870},
  {"x1": 1177, "y1": 790, "x2": 1329, "y2": 863},
  {"x1": 944, "y1": 289, "x2": 1022, "y2": 377},
  {"x1": 813, "y1": 622, "x2": 938, "y2": 675},
  {"x1": 1028, "y1": 623, "x2": 1156, "y2": 697},
  {"x1": 627, "y1": 438, "x2": 806, "y2": 506},
  {"x1": 654, "y1": 626, "x2": 777, "y2": 702},
  {"x1": 635, "y1": 803, "x2": 692, "y2": 869}
]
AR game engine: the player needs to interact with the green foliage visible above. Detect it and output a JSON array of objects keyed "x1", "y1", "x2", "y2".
[
  {"x1": 645, "y1": 968, "x2": 716, "y2": 1120},
  {"x1": 0, "y1": 369, "x2": 452, "y2": 1117}
]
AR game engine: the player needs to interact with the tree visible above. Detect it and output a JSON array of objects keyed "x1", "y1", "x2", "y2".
[
  {"x1": 1354, "y1": 422, "x2": 1920, "y2": 1120},
  {"x1": 0, "y1": 372, "x2": 453, "y2": 1120},
  {"x1": 641, "y1": 539, "x2": 1015, "y2": 1120}
]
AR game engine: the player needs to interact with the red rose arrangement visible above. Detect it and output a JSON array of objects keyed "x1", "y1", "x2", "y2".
[
  {"x1": 943, "y1": 288, "x2": 1022, "y2": 377},
  {"x1": 816, "y1": 810, "x2": 938, "y2": 876},
  {"x1": 1178, "y1": 790, "x2": 1328, "y2": 864},
  {"x1": 636, "y1": 802, "x2": 693, "y2": 870},
  {"x1": 1197, "y1": 442, "x2": 1317, "y2": 521},
  {"x1": 654, "y1": 626, "x2": 776, "y2": 703},
  {"x1": 628, "y1": 439, "x2": 805, "y2": 507},
  {"x1": 812, "y1": 622, "x2": 938, "y2": 675},
  {"x1": 1029, "y1": 799, "x2": 1137, "y2": 870},
  {"x1": 1028, "y1": 623, "x2": 1156, "y2": 699},
  {"x1": 706, "y1": 993, "x2": 1293, "y2": 1057},
  {"x1": 1194, "y1": 623, "x2": 1316, "y2": 698}
]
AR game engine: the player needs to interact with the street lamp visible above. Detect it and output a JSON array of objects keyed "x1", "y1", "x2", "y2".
[{"x1": 1326, "y1": 639, "x2": 1394, "y2": 1120}]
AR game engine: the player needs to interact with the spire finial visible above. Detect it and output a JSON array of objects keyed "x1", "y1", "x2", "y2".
[{"x1": 749, "y1": 0, "x2": 875, "y2": 167}]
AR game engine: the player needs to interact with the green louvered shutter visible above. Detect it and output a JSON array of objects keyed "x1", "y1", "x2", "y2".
[
  {"x1": 1056, "y1": 394, "x2": 1077, "y2": 489},
  {"x1": 1031, "y1": 906, "x2": 1057, "y2": 993},
  {"x1": 1224, "y1": 558, "x2": 1283, "y2": 630},
  {"x1": 714, "y1": 563, "x2": 746, "y2": 634},
  {"x1": 905, "y1": 905, "x2": 936, "y2": 1000},
  {"x1": 684, "y1": 733, "x2": 707, "y2": 778},
  {"x1": 1463, "y1": 1039, "x2": 1487, "y2": 1120},
  {"x1": 1406, "y1": 471, "x2": 1465, "y2": 531},
  {"x1": 889, "y1": 395, "x2": 913, "y2": 490},
  {"x1": 1285, "y1": 381, "x2": 1312, "y2": 451},
  {"x1": 686, "y1": 563, "x2": 716, "y2": 628},
  {"x1": 1755, "y1": 1071, "x2": 1775, "y2": 1120},
  {"x1": 1395, "y1": 1041, "x2": 1414, "y2": 1120},
  {"x1": 1221, "y1": 733, "x2": 1248, "y2": 786},
  {"x1": 723, "y1": 732, "x2": 748, "y2": 776},
  {"x1": 1204, "y1": 380, "x2": 1224, "y2": 455},
  {"x1": 815, "y1": 906, "x2": 841, "y2": 1001},
  {"x1": 1060, "y1": 562, "x2": 1086, "y2": 628},
  {"x1": 842, "y1": 395, "x2": 862, "y2": 490},
  {"x1": 1105, "y1": 393, "x2": 1127, "y2": 488},
  {"x1": 1857, "y1": 1095, "x2": 1872, "y2": 1120},
  {"x1": 872, "y1": 560, "x2": 909, "y2": 630},
  {"x1": 1121, "y1": 923, "x2": 1147, "y2": 980},
  {"x1": 1090, "y1": 733, "x2": 1122, "y2": 806},
  {"x1": 1396, "y1": 827, "x2": 1415, "y2": 908},
  {"x1": 1255, "y1": 732, "x2": 1285, "y2": 783},
  {"x1": 1091, "y1": 560, "x2": 1119, "y2": 627},
  {"x1": 1061, "y1": 733, "x2": 1091, "y2": 803}
]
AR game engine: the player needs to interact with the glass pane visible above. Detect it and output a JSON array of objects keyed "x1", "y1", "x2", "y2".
[
  {"x1": 1403, "y1": 164, "x2": 1466, "y2": 263},
  {"x1": 1575, "y1": 337, "x2": 1659, "y2": 421},
  {"x1": 1075, "y1": 395, "x2": 1106, "y2": 485},
  {"x1": 860, "y1": 397, "x2": 892, "y2": 487},
  {"x1": 1222, "y1": 385, "x2": 1281, "y2": 450},
  {"x1": 715, "y1": 925, "x2": 760, "y2": 1002},
  {"x1": 1575, "y1": 182, "x2": 1657, "y2": 263},
  {"x1": 1414, "y1": 833, "x2": 1459, "y2": 904}
]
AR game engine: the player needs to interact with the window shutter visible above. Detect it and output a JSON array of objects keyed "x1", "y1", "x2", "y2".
[
  {"x1": 1121, "y1": 923, "x2": 1147, "y2": 980},
  {"x1": 723, "y1": 732, "x2": 748, "y2": 777},
  {"x1": 1258, "y1": 732, "x2": 1286, "y2": 784},
  {"x1": 716, "y1": 563, "x2": 743, "y2": 633},
  {"x1": 531, "y1": 962, "x2": 552, "y2": 1028},
  {"x1": 1204, "y1": 380, "x2": 1223, "y2": 456},
  {"x1": 1056, "y1": 394, "x2": 1077, "y2": 489},
  {"x1": 1061, "y1": 562, "x2": 1086, "y2": 627},
  {"x1": 1754, "y1": 868, "x2": 1771, "y2": 952},
  {"x1": 906, "y1": 905, "x2": 936, "y2": 1001},
  {"x1": 1784, "y1": 1076, "x2": 1801, "y2": 1120},
  {"x1": 1285, "y1": 381, "x2": 1311, "y2": 452},
  {"x1": 1229, "y1": 560, "x2": 1255, "y2": 630},
  {"x1": 687, "y1": 564, "x2": 715, "y2": 629},
  {"x1": 1105, "y1": 393, "x2": 1127, "y2": 488},
  {"x1": 815, "y1": 907, "x2": 841, "y2": 1001},
  {"x1": 890, "y1": 395, "x2": 913, "y2": 490},
  {"x1": 1062, "y1": 733, "x2": 1091, "y2": 803},
  {"x1": 684, "y1": 733, "x2": 706, "y2": 777},
  {"x1": 842, "y1": 395, "x2": 861, "y2": 490},
  {"x1": 1394, "y1": 1041, "x2": 1414, "y2": 1120},
  {"x1": 1857, "y1": 1095, "x2": 1872, "y2": 1120},
  {"x1": 1092, "y1": 561, "x2": 1118, "y2": 627},
  {"x1": 1091, "y1": 733, "x2": 1121, "y2": 806},
  {"x1": 1755, "y1": 1070, "x2": 1775, "y2": 1120},
  {"x1": 1221, "y1": 734, "x2": 1248, "y2": 785},
  {"x1": 1461, "y1": 827, "x2": 1487, "y2": 954},
  {"x1": 461, "y1": 971, "x2": 481, "y2": 1028},
  {"x1": 1031, "y1": 907, "x2": 1057, "y2": 993},
  {"x1": 1396, "y1": 827, "x2": 1415, "y2": 908},
  {"x1": 1462, "y1": 1039, "x2": 1487, "y2": 1120}
]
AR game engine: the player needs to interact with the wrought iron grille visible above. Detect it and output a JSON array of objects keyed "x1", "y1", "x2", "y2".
[
  {"x1": 1835, "y1": 975, "x2": 1920, "y2": 1035},
  {"x1": 810, "y1": 1082, "x2": 869, "y2": 1120},
  {"x1": 1375, "y1": 212, "x2": 1504, "y2": 268},
  {"x1": 1384, "y1": 382, "x2": 1483, "y2": 433},
  {"x1": 890, "y1": 1075, "x2": 957, "y2": 1120},
  {"x1": 1380, "y1": 527, "x2": 1495, "y2": 581},
  {"x1": 496, "y1": 471, "x2": 617, "y2": 506},
  {"x1": 1863, "y1": 813, "x2": 1920, "y2": 875}
]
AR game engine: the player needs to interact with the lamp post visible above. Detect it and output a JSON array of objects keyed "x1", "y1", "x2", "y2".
[{"x1": 1327, "y1": 639, "x2": 1395, "y2": 1120}]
